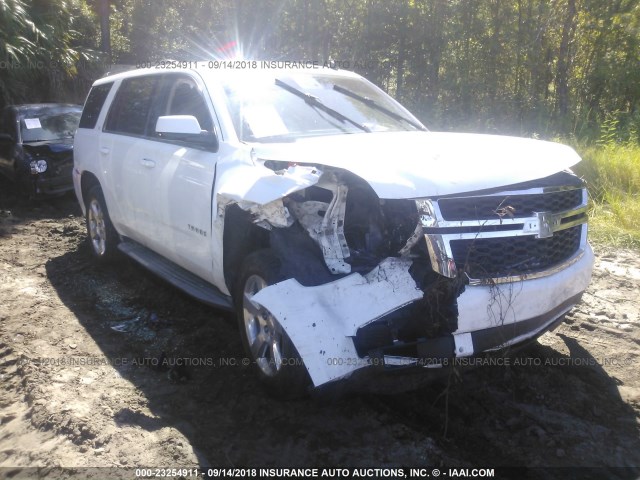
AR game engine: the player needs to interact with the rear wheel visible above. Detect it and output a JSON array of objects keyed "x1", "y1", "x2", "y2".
[
  {"x1": 235, "y1": 250, "x2": 310, "y2": 399},
  {"x1": 85, "y1": 184, "x2": 119, "y2": 262}
]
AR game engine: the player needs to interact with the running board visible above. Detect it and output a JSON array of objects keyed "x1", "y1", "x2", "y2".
[{"x1": 118, "y1": 240, "x2": 233, "y2": 311}]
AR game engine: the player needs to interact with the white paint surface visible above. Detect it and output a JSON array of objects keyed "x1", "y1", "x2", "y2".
[{"x1": 253, "y1": 131, "x2": 582, "y2": 199}]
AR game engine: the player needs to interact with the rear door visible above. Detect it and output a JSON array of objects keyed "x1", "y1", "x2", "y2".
[{"x1": 101, "y1": 74, "x2": 161, "y2": 243}]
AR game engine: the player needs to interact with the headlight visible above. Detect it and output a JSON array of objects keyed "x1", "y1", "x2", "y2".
[{"x1": 30, "y1": 159, "x2": 48, "y2": 174}]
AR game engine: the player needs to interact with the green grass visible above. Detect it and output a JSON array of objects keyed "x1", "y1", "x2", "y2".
[{"x1": 573, "y1": 143, "x2": 640, "y2": 250}]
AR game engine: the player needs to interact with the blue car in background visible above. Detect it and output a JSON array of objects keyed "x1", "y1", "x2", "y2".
[{"x1": 0, "y1": 103, "x2": 82, "y2": 197}]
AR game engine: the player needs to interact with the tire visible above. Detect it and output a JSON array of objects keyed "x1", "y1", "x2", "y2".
[
  {"x1": 85, "y1": 184, "x2": 119, "y2": 262},
  {"x1": 235, "y1": 249, "x2": 310, "y2": 399}
]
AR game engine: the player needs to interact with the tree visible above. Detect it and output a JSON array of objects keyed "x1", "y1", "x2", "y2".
[
  {"x1": 0, "y1": 0, "x2": 98, "y2": 105},
  {"x1": 97, "y1": 0, "x2": 110, "y2": 59}
]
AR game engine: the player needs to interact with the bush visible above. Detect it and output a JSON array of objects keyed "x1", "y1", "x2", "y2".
[{"x1": 574, "y1": 141, "x2": 640, "y2": 250}]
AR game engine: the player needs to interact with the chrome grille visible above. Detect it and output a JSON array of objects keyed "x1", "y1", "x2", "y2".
[
  {"x1": 417, "y1": 177, "x2": 589, "y2": 285},
  {"x1": 450, "y1": 225, "x2": 582, "y2": 279},
  {"x1": 438, "y1": 189, "x2": 583, "y2": 221}
]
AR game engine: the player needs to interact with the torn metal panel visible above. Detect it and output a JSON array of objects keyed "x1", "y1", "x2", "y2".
[
  {"x1": 216, "y1": 162, "x2": 322, "y2": 205},
  {"x1": 288, "y1": 179, "x2": 351, "y2": 274},
  {"x1": 246, "y1": 199, "x2": 294, "y2": 229},
  {"x1": 288, "y1": 200, "x2": 329, "y2": 232},
  {"x1": 250, "y1": 257, "x2": 423, "y2": 386}
]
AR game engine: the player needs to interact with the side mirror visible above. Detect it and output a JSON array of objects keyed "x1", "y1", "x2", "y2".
[
  {"x1": 155, "y1": 115, "x2": 218, "y2": 152},
  {"x1": 156, "y1": 115, "x2": 202, "y2": 135}
]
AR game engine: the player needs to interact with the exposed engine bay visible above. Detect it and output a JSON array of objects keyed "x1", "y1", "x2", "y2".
[{"x1": 222, "y1": 161, "x2": 593, "y2": 387}]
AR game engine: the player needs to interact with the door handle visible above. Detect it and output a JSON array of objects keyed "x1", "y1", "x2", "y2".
[
  {"x1": 100, "y1": 147, "x2": 110, "y2": 155},
  {"x1": 140, "y1": 158, "x2": 156, "y2": 168}
]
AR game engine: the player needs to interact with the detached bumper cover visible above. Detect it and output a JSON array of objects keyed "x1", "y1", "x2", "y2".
[
  {"x1": 252, "y1": 258, "x2": 423, "y2": 386},
  {"x1": 252, "y1": 244, "x2": 595, "y2": 388},
  {"x1": 379, "y1": 291, "x2": 581, "y2": 366}
]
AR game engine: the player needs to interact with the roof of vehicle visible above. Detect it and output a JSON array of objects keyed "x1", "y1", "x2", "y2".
[{"x1": 92, "y1": 61, "x2": 363, "y2": 86}]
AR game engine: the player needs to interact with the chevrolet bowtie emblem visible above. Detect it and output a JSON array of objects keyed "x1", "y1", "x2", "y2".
[{"x1": 535, "y1": 211, "x2": 561, "y2": 238}]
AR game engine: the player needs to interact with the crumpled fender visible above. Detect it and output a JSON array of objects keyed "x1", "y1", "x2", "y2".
[{"x1": 216, "y1": 159, "x2": 322, "y2": 206}]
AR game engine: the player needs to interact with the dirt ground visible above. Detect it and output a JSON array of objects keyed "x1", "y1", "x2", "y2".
[{"x1": 1, "y1": 177, "x2": 639, "y2": 479}]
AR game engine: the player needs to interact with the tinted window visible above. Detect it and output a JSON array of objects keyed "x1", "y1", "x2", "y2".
[
  {"x1": 79, "y1": 83, "x2": 113, "y2": 129},
  {"x1": 105, "y1": 76, "x2": 158, "y2": 136},
  {"x1": 163, "y1": 76, "x2": 213, "y2": 132}
]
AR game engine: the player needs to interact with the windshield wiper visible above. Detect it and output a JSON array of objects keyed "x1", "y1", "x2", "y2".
[
  {"x1": 275, "y1": 79, "x2": 371, "y2": 133},
  {"x1": 332, "y1": 84, "x2": 427, "y2": 131}
]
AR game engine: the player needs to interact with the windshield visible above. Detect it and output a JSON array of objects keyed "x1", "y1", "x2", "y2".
[
  {"x1": 221, "y1": 72, "x2": 425, "y2": 142},
  {"x1": 19, "y1": 106, "x2": 82, "y2": 143}
]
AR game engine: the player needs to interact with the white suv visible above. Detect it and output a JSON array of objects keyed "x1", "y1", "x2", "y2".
[{"x1": 73, "y1": 64, "x2": 594, "y2": 397}]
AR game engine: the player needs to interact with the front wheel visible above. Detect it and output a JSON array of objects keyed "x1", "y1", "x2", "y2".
[
  {"x1": 85, "y1": 184, "x2": 119, "y2": 262},
  {"x1": 235, "y1": 250, "x2": 310, "y2": 399}
]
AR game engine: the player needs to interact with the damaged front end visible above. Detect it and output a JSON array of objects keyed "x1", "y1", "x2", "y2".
[
  {"x1": 20, "y1": 142, "x2": 75, "y2": 197},
  {"x1": 223, "y1": 161, "x2": 593, "y2": 390}
]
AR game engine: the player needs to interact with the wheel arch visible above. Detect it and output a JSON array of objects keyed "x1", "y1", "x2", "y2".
[
  {"x1": 222, "y1": 203, "x2": 270, "y2": 296},
  {"x1": 80, "y1": 171, "x2": 101, "y2": 208}
]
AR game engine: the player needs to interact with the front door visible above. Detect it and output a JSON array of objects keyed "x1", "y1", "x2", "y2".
[{"x1": 139, "y1": 73, "x2": 219, "y2": 283}]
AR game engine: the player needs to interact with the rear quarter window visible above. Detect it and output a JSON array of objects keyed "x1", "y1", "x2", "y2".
[{"x1": 79, "y1": 83, "x2": 113, "y2": 129}]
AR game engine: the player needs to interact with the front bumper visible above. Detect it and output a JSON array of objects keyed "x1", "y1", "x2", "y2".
[
  {"x1": 21, "y1": 161, "x2": 74, "y2": 197},
  {"x1": 252, "y1": 244, "x2": 595, "y2": 388},
  {"x1": 32, "y1": 172, "x2": 74, "y2": 196}
]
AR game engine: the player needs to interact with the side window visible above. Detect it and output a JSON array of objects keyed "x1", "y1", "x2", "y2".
[
  {"x1": 105, "y1": 76, "x2": 158, "y2": 136},
  {"x1": 79, "y1": 83, "x2": 113, "y2": 129},
  {"x1": 162, "y1": 76, "x2": 213, "y2": 132}
]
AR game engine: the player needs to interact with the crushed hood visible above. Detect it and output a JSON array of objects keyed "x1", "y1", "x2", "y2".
[
  {"x1": 22, "y1": 139, "x2": 74, "y2": 160},
  {"x1": 253, "y1": 131, "x2": 582, "y2": 199}
]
